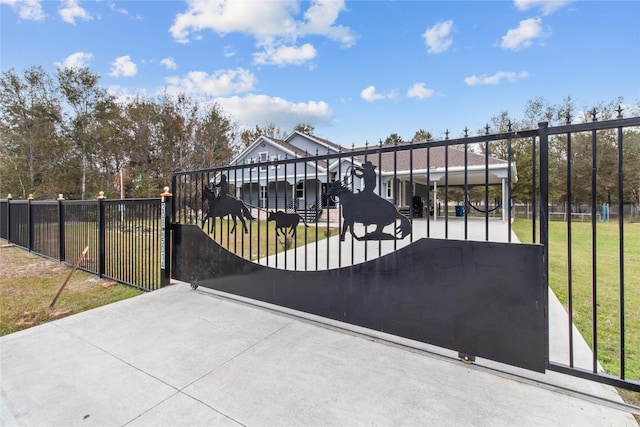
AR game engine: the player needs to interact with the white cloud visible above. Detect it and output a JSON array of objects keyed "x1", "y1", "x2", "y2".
[
  {"x1": 216, "y1": 94, "x2": 333, "y2": 131},
  {"x1": 109, "y1": 55, "x2": 137, "y2": 77},
  {"x1": 407, "y1": 83, "x2": 436, "y2": 99},
  {"x1": 108, "y1": 1, "x2": 130, "y2": 16},
  {"x1": 360, "y1": 85, "x2": 396, "y2": 102},
  {"x1": 59, "y1": 0, "x2": 92, "y2": 25},
  {"x1": 169, "y1": 0, "x2": 355, "y2": 66},
  {"x1": 514, "y1": 0, "x2": 574, "y2": 16},
  {"x1": 1, "y1": 0, "x2": 45, "y2": 21},
  {"x1": 298, "y1": 0, "x2": 357, "y2": 47},
  {"x1": 160, "y1": 57, "x2": 177, "y2": 70},
  {"x1": 360, "y1": 86, "x2": 384, "y2": 102},
  {"x1": 501, "y1": 18, "x2": 549, "y2": 50},
  {"x1": 170, "y1": 0, "x2": 294, "y2": 43},
  {"x1": 164, "y1": 68, "x2": 256, "y2": 97},
  {"x1": 423, "y1": 20, "x2": 453, "y2": 54},
  {"x1": 223, "y1": 45, "x2": 236, "y2": 57},
  {"x1": 253, "y1": 43, "x2": 317, "y2": 66},
  {"x1": 464, "y1": 71, "x2": 529, "y2": 86},
  {"x1": 56, "y1": 51, "x2": 93, "y2": 68},
  {"x1": 107, "y1": 85, "x2": 148, "y2": 104}
]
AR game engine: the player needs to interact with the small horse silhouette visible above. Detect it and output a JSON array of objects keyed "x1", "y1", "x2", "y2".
[
  {"x1": 328, "y1": 181, "x2": 411, "y2": 241},
  {"x1": 267, "y1": 211, "x2": 308, "y2": 237},
  {"x1": 202, "y1": 186, "x2": 255, "y2": 234}
]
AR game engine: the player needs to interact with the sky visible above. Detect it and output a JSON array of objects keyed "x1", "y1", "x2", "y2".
[{"x1": 1, "y1": 0, "x2": 639, "y2": 146}]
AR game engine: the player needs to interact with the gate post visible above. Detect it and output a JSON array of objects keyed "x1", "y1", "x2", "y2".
[
  {"x1": 160, "y1": 187, "x2": 172, "y2": 287},
  {"x1": 538, "y1": 122, "x2": 549, "y2": 274},
  {"x1": 538, "y1": 122, "x2": 550, "y2": 365}
]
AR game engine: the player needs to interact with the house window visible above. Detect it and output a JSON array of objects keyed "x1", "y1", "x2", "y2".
[
  {"x1": 330, "y1": 172, "x2": 337, "y2": 182},
  {"x1": 386, "y1": 180, "x2": 393, "y2": 199},
  {"x1": 271, "y1": 155, "x2": 281, "y2": 169},
  {"x1": 259, "y1": 152, "x2": 268, "y2": 172},
  {"x1": 296, "y1": 181, "x2": 304, "y2": 198}
]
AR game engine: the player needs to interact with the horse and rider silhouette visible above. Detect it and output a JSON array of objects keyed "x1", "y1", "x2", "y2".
[
  {"x1": 201, "y1": 174, "x2": 255, "y2": 234},
  {"x1": 328, "y1": 161, "x2": 411, "y2": 241}
]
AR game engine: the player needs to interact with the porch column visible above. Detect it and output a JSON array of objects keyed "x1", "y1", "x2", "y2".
[
  {"x1": 433, "y1": 181, "x2": 438, "y2": 221},
  {"x1": 502, "y1": 178, "x2": 507, "y2": 223}
]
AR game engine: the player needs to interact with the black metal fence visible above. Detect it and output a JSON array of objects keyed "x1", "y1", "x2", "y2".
[
  {"x1": 539, "y1": 115, "x2": 640, "y2": 393},
  {"x1": 0, "y1": 196, "x2": 171, "y2": 291},
  {"x1": 172, "y1": 112, "x2": 640, "y2": 392}
]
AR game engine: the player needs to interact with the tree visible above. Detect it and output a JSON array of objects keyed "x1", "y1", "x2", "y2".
[
  {"x1": 123, "y1": 98, "x2": 162, "y2": 197},
  {"x1": 155, "y1": 92, "x2": 198, "y2": 174},
  {"x1": 57, "y1": 66, "x2": 107, "y2": 199},
  {"x1": 412, "y1": 129, "x2": 432, "y2": 142},
  {"x1": 191, "y1": 102, "x2": 237, "y2": 170},
  {"x1": 0, "y1": 66, "x2": 65, "y2": 198},
  {"x1": 92, "y1": 96, "x2": 132, "y2": 198},
  {"x1": 240, "y1": 122, "x2": 287, "y2": 147},
  {"x1": 294, "y1": 123, "x2": 314, "y2": 135},
  {"x1": 383, "y1": 133, "x2": 404, "y2": 145}
]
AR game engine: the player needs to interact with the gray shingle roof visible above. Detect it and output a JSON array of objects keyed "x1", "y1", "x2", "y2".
[{"x1": 352, "y1": 145, "x2": 507, "y2": 173}]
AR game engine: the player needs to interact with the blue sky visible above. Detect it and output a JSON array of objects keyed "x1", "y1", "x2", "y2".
[{"x1": 1, "y1": 0, "x2": 639, "y2": 145}]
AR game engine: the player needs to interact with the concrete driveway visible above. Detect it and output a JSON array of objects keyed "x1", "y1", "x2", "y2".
[{"x1": 1, "y1": 282, "x2": 637, "y2": 426}]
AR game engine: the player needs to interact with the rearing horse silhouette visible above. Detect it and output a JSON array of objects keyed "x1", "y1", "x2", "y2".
[
  {"x1": 202, "y1": 186, "x2": 255, "y2": 234},
  {"x1": 328, "y1": 181, "x2": 411, "y2": 241}
]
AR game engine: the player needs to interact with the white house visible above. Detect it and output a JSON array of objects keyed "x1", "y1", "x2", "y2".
[{"x1": 227, "y1": 131, "x2": 517, "y2": 222}]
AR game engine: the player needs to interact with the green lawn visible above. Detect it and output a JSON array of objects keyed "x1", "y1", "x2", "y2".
[
  {"x1": 202, "y1": 218, "x2": 339, "y2": 261},
  {"x1": 512, "y1": 218, "x2": 639, "y2": 383}
]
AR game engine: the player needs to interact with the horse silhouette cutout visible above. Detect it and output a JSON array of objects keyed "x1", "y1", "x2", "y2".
[
  {"x1": 201, "y1": 185, "x2": 255, "y2": 234},
  {"x1": 328, "y1": 180, "x2": 411, "y2": 241},
  {"x1": 267, "y1": 211, "x2": 308, "y2": 237}
]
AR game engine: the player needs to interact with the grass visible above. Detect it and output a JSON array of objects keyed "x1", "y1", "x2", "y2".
[
  {"x1": 201, "y1": 218, "x2": 339, "y2": 260},
  {"x1": 59, "y1": 221, "x2": 163, "y2": 289},
  {"x1": 512, "y1": 218, "x2": 639, "y2": 406},
  {"x1": 0, "y1": 245, "x2": 143, "y2": 336}
]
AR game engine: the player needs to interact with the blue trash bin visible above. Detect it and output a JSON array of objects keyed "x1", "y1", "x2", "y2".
[{"x1": 455, "y1": 206, "x2": 465, "y2": 217}]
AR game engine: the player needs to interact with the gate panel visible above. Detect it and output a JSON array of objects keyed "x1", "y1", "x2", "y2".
[{"x1": 174, "y1": 224, "x2": 546, "y2": 372}]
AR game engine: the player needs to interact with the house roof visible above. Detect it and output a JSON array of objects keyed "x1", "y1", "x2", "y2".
[
  {"x1": 231, "y1": 132, "x2": 333, "y2": 169},
  {"x1": 353, "y1": 145, "x2": 507, "y2": 173},
  {"x1": 230, "y1": 134, "x2": 514, "y2": 186},
  {"x1": 284, "y1": 131, "x2": 343, "y2": 154}
]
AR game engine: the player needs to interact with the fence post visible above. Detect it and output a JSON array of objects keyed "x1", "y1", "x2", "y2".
[
  {"x1": 97, "y1": 191, "x2": 106, "y2": 278},
  {"x1": 27, "y1": 194, "x2": 33, "y2": 252},
  {"x1": 160, "y1": 186, "x2": 172, "y2": 287},
  {"x1": 6, "y1": 194, "x2": 12, "y2": 243},
  {"x1": 57, "y1": 194, "x2": 65, "y2": 262}
]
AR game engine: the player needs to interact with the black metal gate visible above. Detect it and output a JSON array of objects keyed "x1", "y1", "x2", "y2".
[{"x1": 170, "y1": 112, "x2": 640, "y2": 392}]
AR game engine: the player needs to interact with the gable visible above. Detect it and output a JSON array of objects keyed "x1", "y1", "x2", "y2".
[
  {"x1": 285, "y1": 132, "x2": 342, "y2": 156},
  {"x1": 231, "y1": 136, "x2": 294, "y2": 166}
]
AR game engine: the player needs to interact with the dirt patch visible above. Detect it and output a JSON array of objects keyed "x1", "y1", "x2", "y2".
[
  {"x1": 0, "y1": 245, "x2": 99, "y2": 290},
  {"x1": 0, "y1": 244, "x2": 143, "y2": 335}
]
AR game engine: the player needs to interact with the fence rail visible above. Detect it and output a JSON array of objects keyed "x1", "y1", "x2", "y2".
[{"x1": 0, "y1": 196, "x2": 172, "y2": 291}]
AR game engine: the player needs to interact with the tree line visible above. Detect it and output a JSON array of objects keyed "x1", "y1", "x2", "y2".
[
  {"x1": 478, "y1": 97, "x2": 640, "y2": 209},
  {"x1": 0, "y1": 66, "x2": 242, "y2": 200},
  {"x1": 1, "y1": 65, "x2": 639, "y2": 209},
  {"x1": 371, "y1": 97, "x2": 639, "y2": 210}
]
